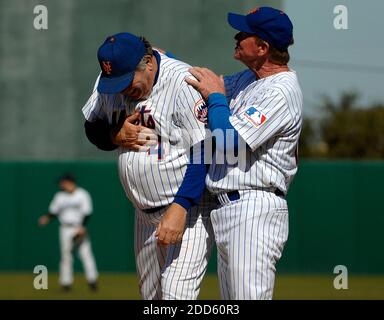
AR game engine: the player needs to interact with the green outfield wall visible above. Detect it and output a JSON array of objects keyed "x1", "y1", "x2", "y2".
[{"x1": 0, "y1": 160, "x2": 383, "y2": 274}]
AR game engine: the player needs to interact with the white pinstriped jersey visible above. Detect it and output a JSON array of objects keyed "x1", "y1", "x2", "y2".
[
  {"x1": 206, "y1": 70, "x2": 303, "y2": 194},
  {"x1": 82, "y1": 53, "x2": 207, "y2": 210}
]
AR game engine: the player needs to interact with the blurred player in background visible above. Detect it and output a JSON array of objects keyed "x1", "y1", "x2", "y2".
[{"x1": 38, "y1": 173, "x2": 99, "y2": 292}]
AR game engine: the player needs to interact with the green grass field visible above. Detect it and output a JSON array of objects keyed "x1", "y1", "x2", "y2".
[{"x1": 1, "y1": 273, "x2": 383, "y2": 300}]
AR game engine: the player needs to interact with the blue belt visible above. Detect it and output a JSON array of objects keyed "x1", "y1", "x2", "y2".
[
  {"x1": 274, "y1": 189, "x2": 285, "y2": 197},
  {"x1": 218, "y1": 189, "x2": 285, "y2": 204},
  {"x1": 227, "y1": 191, "x2": 241, "y2": 201}
]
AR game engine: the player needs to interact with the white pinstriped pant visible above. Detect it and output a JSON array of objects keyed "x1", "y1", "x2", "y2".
[
  {"x1": 211, "y1": 190, "x2": 289, "y2": 300},
  {"x1": 134, "y1": 203, "x2": 215, "y2": 300}
]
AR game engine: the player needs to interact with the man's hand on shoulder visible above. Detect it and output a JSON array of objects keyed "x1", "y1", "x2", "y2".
[{"x1": 186, "y1": 67, "x2": 225, "y2": 101}]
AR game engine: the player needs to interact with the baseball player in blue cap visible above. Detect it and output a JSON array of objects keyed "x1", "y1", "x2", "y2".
[
  {"x1": 185, "y1": 7, "x2": 303, "y2": 299},
  {"x1": 82, "y1": 33, "x2": 216, "y2": 299}
]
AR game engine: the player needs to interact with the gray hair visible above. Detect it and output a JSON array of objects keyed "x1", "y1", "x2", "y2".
[{"x1": 136, "y1": 36, "x2": 153, "y2": 71}]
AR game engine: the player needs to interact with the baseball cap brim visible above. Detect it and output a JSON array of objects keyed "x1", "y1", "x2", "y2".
[
  {"x1": 97, "y1": 71, "x2": 135, "y2": 94},
  {"x1": 227, "y1": 13, "x2": 255, "y2": 34}
]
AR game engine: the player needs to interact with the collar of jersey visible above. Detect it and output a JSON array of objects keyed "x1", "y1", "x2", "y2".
[{"x1": 152, "y1": 50, "x2": 161, "y2": 87}]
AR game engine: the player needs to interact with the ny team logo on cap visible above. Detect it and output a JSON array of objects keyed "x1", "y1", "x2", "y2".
[
  {"x1": 97, "y1": 32, "x2": 146, "y2": 94},
  {"x1": 102, "y1": 61, "x2": 112, "y2": 75}
]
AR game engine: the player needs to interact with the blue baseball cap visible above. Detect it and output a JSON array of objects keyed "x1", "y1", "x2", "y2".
[
  {"x1": 97, "y1": 32, "x2": 146, "y2": 94},
  {"x1": 228, "y1": 7, "x2": 293, "y2": 51}
]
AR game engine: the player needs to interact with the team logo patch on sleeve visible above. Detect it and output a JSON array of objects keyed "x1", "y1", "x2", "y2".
[
  {"x1": 243, "y1": 106, "x2": 267, "y2": 127},
  {"x1": 194, "y1": 99, "x2": 208, "y2": 124}
]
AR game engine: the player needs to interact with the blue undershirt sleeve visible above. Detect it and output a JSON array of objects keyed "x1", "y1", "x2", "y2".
[
  {"x1": 173, "y1": 141, "x2": 208, "y2": 211},
  {"x1": 207, "y1": 93, "x2": 239, "y2": 154}
]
